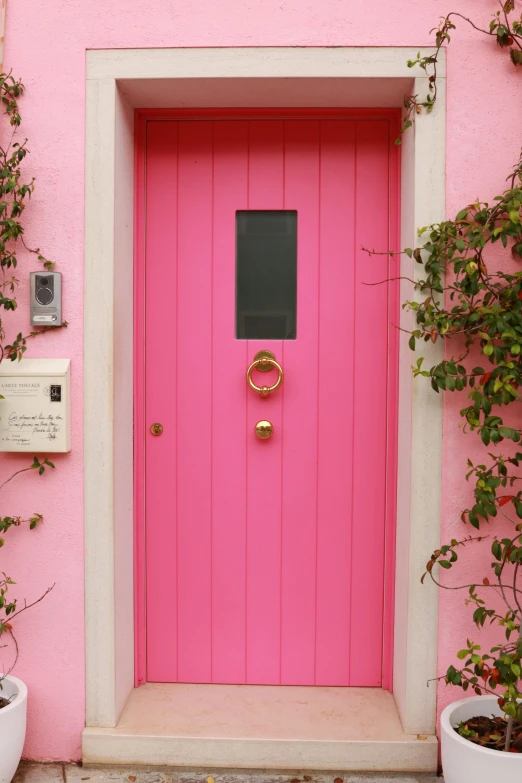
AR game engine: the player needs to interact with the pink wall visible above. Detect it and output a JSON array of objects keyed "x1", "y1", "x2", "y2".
[{"x1": 2, "y1": 0, "x2": 521, "y2": 762}]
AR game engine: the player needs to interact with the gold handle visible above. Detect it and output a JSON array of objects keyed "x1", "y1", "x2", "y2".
[
  {"x1": 150, "y1": 423, "x2": 163, "y2": 436},
  {"x1": 246, "y1": 351, "x2": 284, "y2": 398}
]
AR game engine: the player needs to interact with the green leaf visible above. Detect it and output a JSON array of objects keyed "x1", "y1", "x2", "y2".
[
  {"x1": 456, "y1": 209, "x2": 468, "y2": 221},
  {"x1": 446, "y1": 665, "x2": 456, "y2": 682}
]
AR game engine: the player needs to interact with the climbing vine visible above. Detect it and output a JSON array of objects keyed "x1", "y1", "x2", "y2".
[
  {"x1": 409, "y1": 154, "x2": 522, "y2": 752},
  {"x1": 0, "y1": 73, "x2": 61, "y2": 693},
  {"x1": 381, "y1": 1, "x2": 522, "y2": 753},
  {"x1": 398, "y1": 3, "x2": 522, "y2": 140}
]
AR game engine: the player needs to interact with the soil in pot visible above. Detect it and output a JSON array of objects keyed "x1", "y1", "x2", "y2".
[
  {"x1": 457, "y1": 715, "x2": 522, "y2": 752},
  {"x1": 0, "y1": 696, "x2": 12, "y2": 709}
]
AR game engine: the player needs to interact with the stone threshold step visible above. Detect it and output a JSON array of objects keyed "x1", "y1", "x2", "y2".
[{"x1": 82, "y1": 685, "x2": 438, "y2": 772}]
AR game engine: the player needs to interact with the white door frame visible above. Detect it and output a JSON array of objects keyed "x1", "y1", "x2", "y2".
[{"x1": 84, "y1": 46, "x2": 445, "y2": 735}]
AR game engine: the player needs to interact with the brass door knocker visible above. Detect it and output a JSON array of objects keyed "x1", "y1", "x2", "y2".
[{"x1": 246, "y1": 351, "x2": 284, "y2": 398}]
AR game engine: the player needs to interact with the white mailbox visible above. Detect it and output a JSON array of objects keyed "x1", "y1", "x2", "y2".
[{"x1": 0, "y1": 359, "x2": 71, "y2": 453}]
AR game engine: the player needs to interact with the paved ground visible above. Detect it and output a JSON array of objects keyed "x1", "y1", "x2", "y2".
[{"x1": 14, "y1": 763, "x2": 443, "y2": 783}]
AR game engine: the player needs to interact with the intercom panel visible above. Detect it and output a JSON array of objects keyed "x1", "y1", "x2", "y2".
[{"x1": 30, "y1": 271, "x2": 62, "y2": 326}]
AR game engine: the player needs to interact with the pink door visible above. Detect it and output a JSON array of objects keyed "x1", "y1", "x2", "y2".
[{"x1": 137, "y1": 114, "x2": 398, "y2": 687}]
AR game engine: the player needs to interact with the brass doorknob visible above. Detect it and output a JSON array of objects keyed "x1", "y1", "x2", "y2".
[
  {"x1": 255, "y1": 420, "x2": 273, "y2": 440},
  {"x1": 150, "y1": 423, "x2": 163, "y2": 436}
]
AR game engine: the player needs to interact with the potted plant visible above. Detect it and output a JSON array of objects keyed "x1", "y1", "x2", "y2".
[
  {"x1": 379, "y1": 162, "x2": 522, "y2": 772},
  {"x1": 368, "y1": 8, "x2": 522, "y2": 779},
  {"x1": 398, "y1": 180, "x2": 522, "y2": 780},
  {"x1": 397, "y1": 161, "x2": 522, "y2": 779},
  {"x1": 0, "y1": 73, "x2": 61, "y2": 783}
]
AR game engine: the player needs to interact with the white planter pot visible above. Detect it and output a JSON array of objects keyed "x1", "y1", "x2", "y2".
[
  {"x1": 0, "y1": 676, "x2": 27, "y2": 783},
  {"x1": 441, "y1": 695, "x2": 522, "y2": 783}
]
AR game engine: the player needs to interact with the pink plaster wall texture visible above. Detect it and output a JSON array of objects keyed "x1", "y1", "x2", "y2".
[{"x1": 1, "y1": 0, "x2": 521, "y2": 763}]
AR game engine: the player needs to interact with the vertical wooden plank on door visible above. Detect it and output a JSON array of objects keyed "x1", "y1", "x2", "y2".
[
  {"x1": 211, "y1": 121, "x2": 249, "y2": 683},
  {"x1": 280, "y1": 120, "x2": 320, "y2": 684},
  {"x1": 145, "y1": 121, "x2": 179, "y2": 681},
  {"x1": 176, "y1": 121, "x2": 214, "y2": 683},
  {"x1": 315, "y1": 121, "x2": 356, "y2": 686},
  {"x1": 246, "y1": 120, "x2": 284, "y2": 684},
  {"x1": 350, "y1": 120, "x2": 390, "y2": 685}
]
